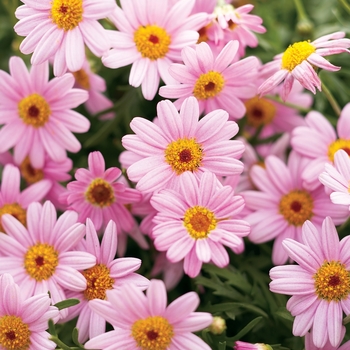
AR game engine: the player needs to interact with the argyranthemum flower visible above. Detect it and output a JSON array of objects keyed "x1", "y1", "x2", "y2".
[
  {"x1": 121, "y1": 97, "x2": 245, "y2": 194},
  {"x1": 62, "y1": 151, "x2": 142, "y2": 231},
  {"x1": 85, "y1": 279, "x2": 213, "y2": 349},
  {"x1": 0, "y1": 201, "x2": 96, "y2": 318},
  {"x1": 258, "y1": 31, "x2": 350, "y2": 100},
  {"x1": 243, "y1": 151, "x2": 349, "y2": 265},
  {"x1": 151, "y1": 171, "x2": 250, "y2": 278},
  {"x1": 14, "y1": 0, "x2": 115, "y2": 76},
  {"x1": 234, "y1": 341, "x2": 272, "y2": 350},
  {"x1": 305, "y1": 328, "x2": 349, "y2": 350},
  {"x1": 269, "y1": 217, "x2": 350, "y2": 348},
  {"x1": 0, "y1": 273, "x2": 59, "y2": 350},
  {"x1": 159, "y1": 40, "x2": 259, "y2": 120},
  {"x1": 64, "y1": 219, "x2": 149, "y2": 343},
  {"x1": 103, "y1": 0, "x2": 208, "y2": 100},
  {"x1": 0, "y1": 57, "x2": 90, "y2": 169}
]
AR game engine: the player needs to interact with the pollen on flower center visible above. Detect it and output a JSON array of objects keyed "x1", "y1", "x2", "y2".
[
  {"x1": 18, "y1": 93, "x2": 51, "y2": 128},
  {"x1": 0, "y1": 315, "x2": 30, "y2": 350},
  {"x1": 314, "y1": 261, "x2": 350, "y2": 301},
  {"x1": 20, "y1": 157, "x2": 44, "y2": 185},
  {"x1": 279, "y1": 190, "x2": 314, "y2": 226},
  {"x1": 24, "y1": 243, "x2": 59, "y2": 281},
  {"x1": 85, "y1": 178, "x2": 115, "y2": 207},
  {"x1": 165, "y1": 138, "x2": 203, "y2": 175},
  {"x1": 72, "y1": 69, "x2": 90, "y2": 90},
  {"x1": 184, "y1": 206, "x2": 217, "y2": 239},
  {"x1": 245, "y1": 96, "x2": 276, "y2": 127},
  {"x1": 82, "y1": 264, "x2": 114, "y2": 301},
  {"x1": 328, "y1": 138, "x2": 350, "y2": 162},
  {"x1": 51, "y1": 0, "x2": 83, "y2": 31},
  {"x1": 281, "y1": 41, "x2": 316, "y2": 72},
  {"x1": 193, "y1": 71, "x2": 225, "y2": 100},
  {"x1": 134, "y1": 25, "x2": 171, "y2": 60},
  {"x1": 131, "y1": 315, "x2": 174, "y2": 350},
  {"x1": 0, "y1": 203, "x2": 27, "y2": 233}
]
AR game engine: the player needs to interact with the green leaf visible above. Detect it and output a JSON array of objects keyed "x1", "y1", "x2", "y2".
[
  {"x1": 72, "y1": 328, "x2": 85, "y2": 348},
  {"x1": 204, "y1": 302, "x2": 268, "y2": 318},
  {"x1": 48, "y1": 319, "x2": 57, "y2": 336},
  {"x1": 54, "y1": 298, "x2": 80, "y2": 310}
]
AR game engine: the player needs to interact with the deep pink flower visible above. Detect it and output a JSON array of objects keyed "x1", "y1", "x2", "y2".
[
  {"x1": 85, "y1": 279, "x2": 213, "y2": 349},
  {"x1": 234, "y1": 341, "x2": 272, "y2": 350}
]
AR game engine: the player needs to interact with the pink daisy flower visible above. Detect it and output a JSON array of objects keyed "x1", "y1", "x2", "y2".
[
  {"x1": 62, "y1": 151, "x2": 142, "y2": 232},
  {"x1": 243, "y1": 151, "x2": 349, "y2": 265},
  {"x1": 0, "y1": 201, "x2": 96, "y2": 318},
  {"x1": 269, "y1": 217, "x2": 350, "y2": 348},
  {"x1": 14, "y1": 0, "x2": 115, "y2": 76},
  {"x1": 103, "y1": 0, "x2": 208, "y2": 100},
  {"x1": 85, "y1": 279, "x2": 213, "y2": 349},
  {"x1": 305, "y1": 328, "x2": 349, "y2": 350},
  {"x1": 234, "y1": 341, "x2": 272, "y2": 350},
  {"x1": 151, "y1": 171, "x2": 250, "y2": 278},
  {"x1": 121, "y1": 97, "x2": 245, "y2": 194},
  {"x1": 0, "y1": 164, "x2": 51, "y2": 233},
  {"x1": 258, "y1": 32, "x2": 350, "y2": 100},
  {"x1": 0, "y1": 57, "x2": 90, "y2": 169},
  {"x1": 0, "y1": 273, "x2": 59, "y2": 350},
  {"x1": 64, "y1": 219, "x2": 149, "y2": 343},
  {"x1": 291, "y1": 104, "x2": 350, "y2": 190},
  {"x1": 319, "y1": 149, "x2": 350, "y2": 208},
  {"x1": 159, "y1": 40, "x2": 259, "y2": 120}
]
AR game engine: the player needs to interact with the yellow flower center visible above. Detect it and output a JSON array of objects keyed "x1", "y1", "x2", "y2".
[
  {"x1": 0, "y1": 204, "x2": 26, "y2": 233},
  {"x1": 85, "y1": 178, "x2": 115, "y2": 207},
  {"x1": 134, "y1": 25, "x2": 171, "y2": 60},
  {"x1": 18, "y1": 93, "x2": 51, "y2": 128},
  {"x1": 183, "y1": 206, "x2": 217, "y2": 239},
  {"x1": 197, "y1": 24, "x2": 211, "y2": 44},
  {"x1": 281, "y1": 41, "x2": 316, "y2": 72},
  {"x1": 131, "y1": 316, "x2": 174, "y2": 350},
  {"x1": 82, "y1": 264, "x2": 114, "y2": 301},
  {"x1": 19, "y1": 157, "x2": 44, "y2": 185},
  {"x1": 245, "y1": 96, "x2": 276, "y2": 128},
  {"x1": 164, "y1": 138, "x2": 203, "y2": 175},
  {"x1": 0, "y1": 316, "x2": 30, "y2": 350},
  {"x1": 314, "y1": 261, "x2": 350, "y2": 301},
  {"x1": 72, "y1": 68, "x2": 90, "y2": 90},
  {"x1": 51, "y1": 0, "x2": 83, "y2": 31},
  {"x1": 328, "y1": 138, "x2": 350, "y2": 162},
  {"x1": 279, "y1": 190, "x2": 313, "y2": 226},
  {"x1": 24, "y1": 243, "x2": 59, "y2": 281},
  {"x1": 193, "y1": 71, "x2": 225, "y2": 100}
]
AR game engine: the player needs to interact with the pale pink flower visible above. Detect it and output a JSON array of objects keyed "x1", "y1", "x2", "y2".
[
  {"x1": 121, "y1": 97, "x2": 245, "y2": 194},
  {"x1": 151, "y1": 171, "x2": 250, "y2": 278},
  {"x1": 234, "y1": 341, "x2": 272, "y2": 350},
  {"x1": 243, "y1": 151, "x2": 349, "y2": 265},
  {"x1": 305, "y1": 329, "x2": 350, "y2": 350},
  {"x1": 103, "y1": 0, "x2": 208, "y2": 100},
  {"x1": 270, "y1": 217, "x2": 350, "y2": 348},
  {"x1": 0, "y1": 164, "x2": 51, "y2": 233},
  {"x1": 291, "y1": 104, "x2": 350, "y2": 190},
  {"x1": 0, "y1": 57, "x2": 90, "y2": 169},
  {"x1": 319, "y1": 149, "x2": 350, "y2": 208},
  {"x1": 85, "y1": 279, "x2": 213, "y2": 349},
  {"x1": 0, "y1": 273, "x2": 59, "y2": 350},
  {"x1": 159, "y1": 41, "x2": 259, "y2": 120},
  {"x1": 258, "y1": 32, "x2": 350, "y2": 100},
  {"x1": 64, "y1": 219, "x2": 149, "y2": 343},
  {"x1": 0, "y1": 201, "x2": 96, "y2": 318},
  {"x1": 14, "y1": 0, "x2": 115, "y2": 76},
  {"x1": 62, "y1": 151, "x2": 142, "y2": 232}
]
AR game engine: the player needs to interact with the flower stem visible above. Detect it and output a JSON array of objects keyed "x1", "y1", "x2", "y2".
[
  {"x1": 293, "y1": 0, "x2": 313, "y2": 36},
  {"x1": 338, "y1": 0, "x2": 350, "y2": 14},
  {"x1": 321, "y1": 82, "x2": 342, "y2": 117},
  {"x1": 264, "y1": 95, "x2": 311, "y2": 114}
]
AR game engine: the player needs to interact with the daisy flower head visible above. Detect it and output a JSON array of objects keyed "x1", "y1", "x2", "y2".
[
  {"x1": 291, "y1": 104, "x2": 350, "y2": 191},
  {"x1": 14, "y1": 0, "x2": 115, "y2": 77},
  {"x1": 63, "y1": 151, "x2": 142, "y2": 232},
  {"x1": 103, "y1": 0, "x2": 208, "y2": 100},
  {"x1": 159, "y1": 40, "x2": 259, "y2": 120},
  {"x1": 0, "y1": 273, "x2": 59, "y2": 350},
  {"x1": 305, "y1": 328, "x2": 350, "y2": 350},
  {"x1": 234, "y1": 341, "x2": 272, "y2": 350},
  {"x1": 0, "y1": 201, "x2": 96, "y2": 318},
  {"x1": 258, "y1": 32, "x2": 350, "y2": 100},
  {"x1": 151, "y1": 171, "x2": 250, "y2": 278},
  {"x1": 0, "y1": 57, "x2": 90, "y2": 169},
  {"x1": 243, "y1": 151, "x2": 349, "y2": 265},
  {"x1": 270, "y1": 217, "x2": 350, "y2": 348},
  {"x1": 121, "y1": 96, "x2": 245, "y2": 194},
  {"x1": 64, "y1": 219, "x2": 149, "y2": 343},
  {"x1": 85, "y1": 279, "x2": 213, "y2": 350}
]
